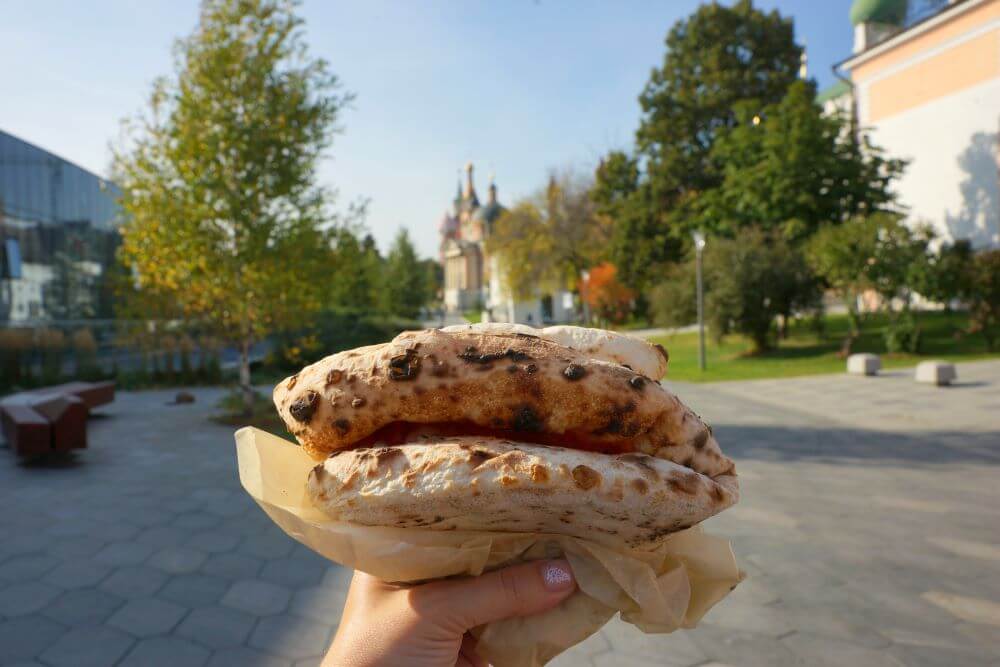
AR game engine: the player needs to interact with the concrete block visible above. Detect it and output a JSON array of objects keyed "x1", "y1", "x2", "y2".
[
  {"x1": 847, "y1": 353, "x2": 881, "y2": 376},
  {"x1": 916, "y1": 360, "x2": 957, "y2": 386}
]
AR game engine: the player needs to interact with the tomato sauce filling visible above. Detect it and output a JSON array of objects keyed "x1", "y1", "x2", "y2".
[{"x1": 346, "y1": 420, "x2": 636, "y2": 456}]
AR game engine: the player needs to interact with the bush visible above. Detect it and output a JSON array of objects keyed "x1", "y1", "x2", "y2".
[
  {"x1": 968, "y1": 249, "x2": 1000, "y2": 350},
  {"x1": 581, "y1": 263, "x2": 635, "y2": 325},
  {"x1": 651, "y1": 228, "x2": 820, "y2": 352},
  {"x1": 883, "y1": 312, "x2": 922, "y2": 354},
  {"x1": 909, "y1": 239, "x2": 973, "y2": 309},
  {"x1": 71, "y1": 329, "x2": 103, "y2": 380},
  {"x1": 37, "y1": 329, "x2": 66, "y2": 383},
  {"x1": 0, "y1": 329, "x2": 32, "y2": 390},
  {"x1": 267, "y1": 309, "x2": 422, "y2": 373},
  {"x1": 648, "y1": 263, "x2": 697, "y2": 329}
]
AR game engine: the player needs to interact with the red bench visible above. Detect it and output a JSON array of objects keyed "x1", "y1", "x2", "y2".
[{"x1": 0, "y1": 381, "x2": 115, "y2": 458}]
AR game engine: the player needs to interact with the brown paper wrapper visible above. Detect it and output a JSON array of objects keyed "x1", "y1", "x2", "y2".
[{"x1": 235, "y1": 427, "x2": 743, "y2": 667}]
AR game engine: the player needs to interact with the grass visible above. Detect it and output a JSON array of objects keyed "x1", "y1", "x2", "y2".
[{"x1": 650, "y1": 311, "x2": 999, "y2": 383}]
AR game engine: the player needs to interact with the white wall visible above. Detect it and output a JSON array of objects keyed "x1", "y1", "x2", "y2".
[{"x1": 860, "y1": 77, "x2": 1000, "y2": 248}]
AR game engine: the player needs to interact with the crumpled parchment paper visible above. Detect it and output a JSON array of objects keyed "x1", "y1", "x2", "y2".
[{"x1": 235, "y1": 427, "x2": 742, "y2": 666}]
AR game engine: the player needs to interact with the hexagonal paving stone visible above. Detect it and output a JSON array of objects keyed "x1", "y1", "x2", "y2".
[
  {"x1": 108, "y1": 597, "x2": 188, "y2": 637},
  {"x1": 93, "y1": 541, "x2": 155, "y2": 567},
  {"x1": 0, "y1": 615, "x2": 67, "y2": 663},
  {"x1": 41, "y1": 587, "x2": 125, "y2": 626},
  {"x1": 175, "y1": 605, "x2": 257, "y2": 649},
  {"x1": 100, "y1": 566, "x2": 169, "y2": 599},
  {"x1": 47, "y1": 536, "x2": 109, "y2": 559},
  {"x1": 319, "y1": 566, "x2": 353, "y2": 593},
  {"x1": 259, "y1": 557, "x2": 327, "y2": 589},
  {"x1": 86, "y1": 520, "x2": 141, "y2": 543},
  {"x1": 173, "y1": 512, "x2": 224, "y2": 531},
  {"x1": 289, "y1": 586, "x2": 347, "y2": 623},
  {"x1": 0, "y1": 581, "x2": 63, "y2": 616},
  {"x1": 39, "y1": 625, "x2": 135, "y2": 667},
  {"x1": 136, "y1": 525, "x2": 191, "y2": 549},
  {"x1": 148, "y1": 546, "x2": 209, "y2": 574},
  {"x1": 241, "y1": 531, "x2": 296, "y2": 560},
  {"x1": 249, "y1": 615, "x2": 332, "y2": 660},
  {"x1": 119, "y1": 637, "x2": 210, "y2": 667},
  {"x1": 42, "y1": 560, "x2": 112, "y2": 589},
  {"x1": 207, "y1": 647, "x2": 292, "y2": 667},
  {"x1": 222, "y1": 580, "x2": 292, "y2": 616},
  {"x1": 202, "y1": 552, "x2": 264, "y2": 580},
  {"x1": 160, "y1": 574, "x2": 231, "y2": 608},
  {"x1": 0, "y1": 554, "x2": 61, "y2": 582},
  {"x1": 185, "y1": 530, "x2": 242, "y2": 554}
]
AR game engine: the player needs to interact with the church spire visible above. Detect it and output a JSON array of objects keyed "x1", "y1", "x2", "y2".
[
  {"x1": 464, "y1": 162, "x2": 477, "y2": 200},
  {"x1": 462, "y1": 162, "x2": 479, "y2": 208},
  {"x1": 488, "y1": 172, "x2": 497, "y2": 206}
]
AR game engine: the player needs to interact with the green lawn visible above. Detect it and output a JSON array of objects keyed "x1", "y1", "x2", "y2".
[{"x1": 650, "y1": 311, "x2": 999, "y2": 382}]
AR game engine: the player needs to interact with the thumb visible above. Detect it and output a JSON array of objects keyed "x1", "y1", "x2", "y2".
[{"x1": 430, "y1": 559, "x2": 576, "y2": 631}]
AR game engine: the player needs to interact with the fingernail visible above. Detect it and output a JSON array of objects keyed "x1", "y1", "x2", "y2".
[{"x1": 540, "y1": 560, "x2": 575, "y2": 591}]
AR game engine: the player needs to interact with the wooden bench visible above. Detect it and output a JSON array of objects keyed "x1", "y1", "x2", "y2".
[{"x1": 0, "y1": 381, "x2": 115, "y2": 458}]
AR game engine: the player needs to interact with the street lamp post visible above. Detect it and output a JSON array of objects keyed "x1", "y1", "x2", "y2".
[{"x1": 692, "y1": 230, "x2": 707, "y2": 372}]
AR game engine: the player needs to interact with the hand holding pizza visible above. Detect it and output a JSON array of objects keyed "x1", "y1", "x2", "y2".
[{"x1": 323, "y1": 559, "x2": 577, "y2": 667}]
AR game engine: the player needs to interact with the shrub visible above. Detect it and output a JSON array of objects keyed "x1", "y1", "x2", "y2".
[
  {"x1": 651, "y1": 228, "x2": 820, "y2": 353},
  {"x1": 883, "y1": 312, "x2": 922, "y2": 354},
  {"x1": 72, "y1": 329, "x2": 102, "y2": 380},
  {"x1": 0, "y1": 329, "x2": 32, "y2": 389},
  {"x1": 967, "y1": 249, "x2": 1000, "y2": 350},
  {"x1": 648, "y1": 263, "x2": 697, "y2": 329},
  {"x1": 581, "y1": 263, "x2": 634, "y2": 325},
  {"x1": 268, "y1": 309, "x2": 422, "y2": 373},
  {"x1": 909, "y1": 239, "x2": 973, "y2": 309},
  {"x1": 37, "y1": 329, "x2": 66, "y2": 383}
]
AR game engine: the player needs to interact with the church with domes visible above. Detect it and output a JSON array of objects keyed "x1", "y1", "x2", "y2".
[{"x1": 439, "y1": 163, "x2": 575, "y2": 324}]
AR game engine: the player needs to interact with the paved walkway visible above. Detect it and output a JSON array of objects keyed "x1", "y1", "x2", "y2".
[{"x1": 1, "y1": 361, "x2": 998, "y2": 666}]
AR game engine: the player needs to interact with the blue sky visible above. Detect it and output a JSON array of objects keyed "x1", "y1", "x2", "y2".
[{"x1": 0, "y1": 1, "x2": 854, "y2": 258}]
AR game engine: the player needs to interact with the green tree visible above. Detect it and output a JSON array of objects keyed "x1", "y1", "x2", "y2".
[
  {"x1": 489, "y1": 170, "x2": 605, "y2": 300},
  {"x1": 114, "y1": 0, "x2": 351, "y2": 413},
  {"x1": 806, "y1": 218, "x2": 878, "y2": 338},
  {"x1": 909, "y1": 239, "x2": 974, "y2": 311},
  {"x1": 591, "y1": 152, "x2": 678, "y2": 296},
  {"x1": 383, "y1": 229, "x2": 430, "y2": 319},
  {"x1": 328, "y1": 229, "x2": 383, "y2": 311},
  {"x1": 807, "y1": 214, "x2": 932, "y2": 352},
  {"x1": 636, "y1": 0, "x2": 801, "y2": 238},
  {"x1": 650, "y1": 227, "x2": 819, "y2": 353},
  {"x1": 967, "y1": 250, "x2": 1000, "y2": 351},
  {"x1": 699, "y1": 81, "x2": 907, "y2": 241}
]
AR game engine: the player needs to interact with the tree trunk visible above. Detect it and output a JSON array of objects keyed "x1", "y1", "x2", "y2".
[{"x1": 239, "y1": 339, "x2": 253, "y2": 417}]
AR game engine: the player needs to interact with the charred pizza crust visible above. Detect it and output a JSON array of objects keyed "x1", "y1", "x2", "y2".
[
  {"x1": 307, "y1": 436, "x2": 738, "y2": 547},
  {"x1": 274, "y1": 329, "x2": 734, "y2": 479}
]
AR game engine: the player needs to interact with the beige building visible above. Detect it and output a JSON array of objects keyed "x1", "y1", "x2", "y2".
[
  {"x1": 439, "y1": 164, "x2": 575, "y2": 324},
  {"x1": 823, "y1": 0, "x2": 1000, "y2": 248}
]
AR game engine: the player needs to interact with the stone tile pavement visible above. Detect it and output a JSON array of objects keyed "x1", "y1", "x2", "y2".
[{"x1": 0, "y1": 360, "x2": 998, "y2": 666}]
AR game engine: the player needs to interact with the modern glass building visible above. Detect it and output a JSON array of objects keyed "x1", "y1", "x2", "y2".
[{"x1": 0, "y1": 129, "x2": 121, "y2": 322}]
